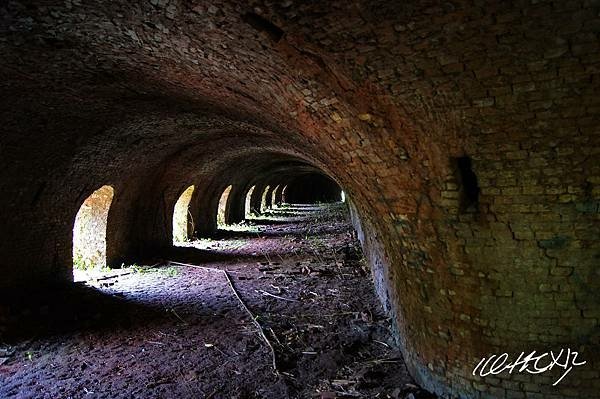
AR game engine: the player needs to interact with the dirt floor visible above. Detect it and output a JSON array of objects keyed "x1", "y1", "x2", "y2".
[{"x1": 0, "y1": 203, "x2": 436, "y2": 399}]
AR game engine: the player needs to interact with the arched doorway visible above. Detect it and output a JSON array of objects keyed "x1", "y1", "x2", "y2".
[
  {"x1": 173, "y1": 185, "x2": 195, "y2": 244},
  {"x1": 270, "y1": 184, "x2": 281, "y2": 208},
  {"x1": 72, "y1": 185, "x2": 114, "y2": 280},
  {"x1": 245, "y1": 185, "x2": 256, "y2": 218},
  {"x1": 217, "y1": 185, "x2": 232, "y2": 227},
  {"x1": 260, "y1": 185, "x2": 271, "y2": 213}
]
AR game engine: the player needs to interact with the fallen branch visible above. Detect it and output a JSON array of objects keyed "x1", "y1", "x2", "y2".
[
  {"x1": 258, "y1": 289, "x2": 299, "y2": 302},
  {"x1": 91, "y1": 271, "x2": 134, "y2": 281},
  {"x1": 362, "y1": 356, "x2": 403, "y2": 365},
  {"x1": 89, "y1": 262, "x2": 163, "y2": 282},
  {"x1": 167, "y1": 261, "x2": 279, "y2": 375},
  {"x1": 170, "y1": 309, "x2": 188, "y2": 325}
]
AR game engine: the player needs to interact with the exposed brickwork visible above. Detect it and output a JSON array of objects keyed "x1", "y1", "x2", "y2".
[{"x1": 1, "y1": 1, "x2": 599, "y2": 398}]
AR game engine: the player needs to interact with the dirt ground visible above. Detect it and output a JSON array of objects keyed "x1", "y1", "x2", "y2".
[{"x1": 0, "y1": 203, "x2": 436, "y2": 399}]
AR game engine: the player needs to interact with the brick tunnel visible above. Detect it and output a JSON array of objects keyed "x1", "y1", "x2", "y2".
[{"x1": 1, "y1": 1, "x2": 599, "y2": 398}]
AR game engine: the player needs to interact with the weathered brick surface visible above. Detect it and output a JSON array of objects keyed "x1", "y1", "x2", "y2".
[{"x1": 1, "y1": 1, "x2": 599, "y2": 397}]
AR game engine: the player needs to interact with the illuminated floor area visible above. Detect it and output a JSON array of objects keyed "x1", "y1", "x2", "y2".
[
  {"x1": 181, "y1": 203, "x2": 345, "y2": 254},
  {"x1": 0, "y1": 204, "x2": 436, "y2": 399}
]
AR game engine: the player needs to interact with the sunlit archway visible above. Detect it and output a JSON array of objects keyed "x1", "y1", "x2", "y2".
[
  {"x1": 260, "y1": 185, "x2": 271, "y2": 213},
  {"x1": 271, "y1": 184, "x2": 281, "y2": 208},
  {"x1": 217, "y1": 185, "x2": 232, "y2": 227},
  {"x1": 173, "y1": 185, "x2": 195, "y2": 244},
  {"x1": 72, "y1": 185, "x2": 114, "y2": 281},
  {"x1": 245, "y1": 185, "x2": 256, "y2": 218}
]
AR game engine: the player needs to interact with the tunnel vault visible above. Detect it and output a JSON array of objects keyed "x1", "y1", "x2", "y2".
[{"x1": 1, "y1": 1, "x2": 599, "y2": 398}]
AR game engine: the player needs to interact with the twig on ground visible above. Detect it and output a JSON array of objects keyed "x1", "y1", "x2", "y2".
[
  {"x1": 362, "y1": 357, "x2": 402, "y2": 365},
  {"x1": 220, "y1": 267, "x2": 279, "y2": 375},
  {"x1": 170, "y1": 309, "x2": 187, "y2": 325},
  {"x1": 91, "y1": 271, "x2": 134, "y2": 281},
  {"x1": 91, "y1": 262, "x2": 164, "y2": 282},
  {"x1": 268, "y1": 327, "x2": 282, "y2": 346},
  {"x1": 258, "y1": 289, "x2": 299, "y2": 302}
]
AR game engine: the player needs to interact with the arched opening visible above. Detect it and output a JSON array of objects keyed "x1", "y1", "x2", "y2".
[
  {"x1": 271, "y1": 184, "x2": 281, "y2": 208},
  {"x1": 217, "y1": 185, "x2": 232, "y2": 227},
  {"x1": 72, "y1": 185, "x2": 114, "y2": 281},
  {"x1": 172, "y1": 185, "x2": 195, "y2": 244},
  {"x1": 260, "y1": 185, "x2": 271, "y2": 212},
  {"x1": 245, "y1": 185, "x2": 256, "y2": 217},
  {"x1": 284, "y1": 173, "x2": 342, "y2": 204}
]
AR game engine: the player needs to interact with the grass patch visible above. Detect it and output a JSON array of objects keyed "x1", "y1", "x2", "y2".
[{"x1": 131, "y1": 264, "x2": 179, "y2": 277}]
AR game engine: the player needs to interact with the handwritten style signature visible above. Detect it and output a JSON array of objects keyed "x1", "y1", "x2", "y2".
[{"x1": 472, "y1": 348, "x2": 586, "y2": 386}]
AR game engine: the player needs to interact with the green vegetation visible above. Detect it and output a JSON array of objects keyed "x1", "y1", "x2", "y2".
[
  {"x1": 131, "y1": 264, "x2": 179, "y2": 277},
  {"x1": 73, "y1": 251, "x2": 102, "y2": 271}
]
